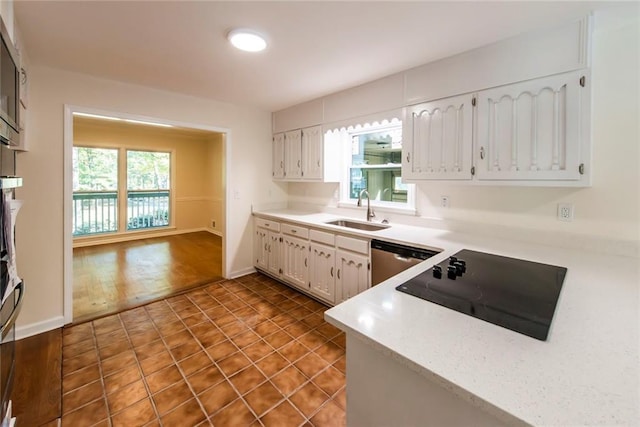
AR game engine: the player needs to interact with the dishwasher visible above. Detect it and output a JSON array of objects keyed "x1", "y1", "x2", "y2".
[{"x1": 371, "y1": 239, "x2": 439, "y2": 286}]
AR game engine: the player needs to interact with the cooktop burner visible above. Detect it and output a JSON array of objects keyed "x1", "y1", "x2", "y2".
[{"x1": 396, "y1": 249, "x2": 567, "y2": 340}]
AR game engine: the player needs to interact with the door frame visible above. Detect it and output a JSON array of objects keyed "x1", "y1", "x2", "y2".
[{"x1": 62, "y1": 105, "x2": 231, "y2": 324}]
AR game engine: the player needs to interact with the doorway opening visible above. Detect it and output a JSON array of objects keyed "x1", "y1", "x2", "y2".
[{"x1": 64, "y1": 108, "x2": 230, "y2": 324}]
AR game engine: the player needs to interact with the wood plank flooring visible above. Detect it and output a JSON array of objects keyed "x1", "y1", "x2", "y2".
[
  {"x1": 13, "y1": 328, "x2": 62, "y2": 426},
  {"x1": 73, "y1": 232, "x2": 222, "y2": 324}
]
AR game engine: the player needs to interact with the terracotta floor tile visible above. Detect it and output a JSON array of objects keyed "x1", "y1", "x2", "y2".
[
  {"x1": 62, "y1": 339, "x2": 96, "y2": 360},
  {"x1": 169, "y1": 339, "x2": 202, "y2": 361},
  {"x1": 310, "y1": 400, "x2": 345, "y2": 427},
  {"x1": 264, "y1": 330, "x2": 293, "y2": 349},
  {"x1": 333, "y1": 356, "x2": 346, "y2": 374},
  {"x1": 134, "y1": 339, "x2": 167, "y2": 361},
  {"x1": 61, "y1": 397, "x2": 108, "y2": 427},
  {"x1": 101, "y1": 349, "x2": 137, "y2": 376},
  {"x1": 312, "y1": 366, "x2": 345, "y2": 397},
  {"x1": 63, "y1": 323, "x2": 93, "y2": 344},
  {"x1": 213, "y1": 312, "x2": 238, "y2": 327},
  {"x1": 229, "y1": 365, "x2": 267, "y2": 395},
  {"x1": 156, "y1": 319, "x2": 185, "y2": 337},
  {"x1": 332, "y1": 333, "x2": 346, "y2": 348},
  {"x1": 198, "y1": 380, "x2": 238, "y2": 416},
  {"x1": 271, "y1": 366, "x2": 308, "y2": 396},
  {"x1": 256, "y1": 352, "x2": 290, "y2": 378},
  {"x1": 95, "y1": 328, "x2": 128, "y2": 348},
  {"x1": 152, "y1": 380, "x2": 193, "y2": 415},
  {"x1": 62, "y1": 363, "x2": 101, "y2": 393},
  {"x1": 107, "y1": 379, "x2": 149, "y2": 414},
  {"x1": 63, "y1": 347, "x2": 99, "y2": 377},
  {"x1": 110, "y1": 398, "x2": 156, "y2": 427},
  {"x1": 196, "y1": 329, "x2": 227, "y2": 348},
  {"x1": 295, "y1": 352, "x2": 330, "y2": 379},
  {"x1": 333, "y1": 387, "x2": 346, "y2": 410},
  {"x1": 271, "y1": 313, "x2": 298, "y2": 328},
  {"x1": 243, "y1": 339, "x2": 274, "y2": 362},
  {"x1": 182, "y1": 312, "x2": 209, "y2": 327},
  {"x1": 206, "y1": 340, "x2": 238, "y2": 361},
  {"x1": 301, "y1": 313, "x2": 325, "y2": 329},
  {"x1": 104, "y1": 364, "x2": 142, "y2": 394},
  {"x1": 145, "y1": 365, "x2": 183, "y2": 394},
  {"x1": 62, "y1": 380, "x2": 104, "y2": 414},
  {"x1": 314, "y1": 342, "x2": 344, "y2": 364},
  {"x1": 164, "y1": 329, "x2": 194, "y2": 349},
  {"x1": 260, "y1": 400, "x2": 304, "y2": 427},
  {"x1": 220, "y1": 319, "x2": 249, "y2": 337},
  {"x1": 178, "y1": 351, "x2": 213, "y2": 377},
  {"x1": 252, "y1": 320, "x2": 279, "y2": 337},
  {"x1": 140, "y1": 349, "x2": 174, "y2": 376},
  {"x1": 314, "y1": 323, "x2": 342, "y2": 340},
  {"x1": 93, "y1": 316, "x2": 123, "y2": 336},
  {"x1": 279, "y1": 340, "x2": 309, "y2": 363},
  {"x1": 297, "y1": 331, "x2": 328, "y2": 351},
  {"x1": 98, "y1": 340, "x2": 131, "y2": 361},
  {"x1": 244, "y1": 381, "x2": 285, "y2": 417},
  {"x1": 189, "y1": 321, "x2": 216, "y2": 338},
  {"x1": 129, "y1": 329, "x2": 161, "y2": 348},
  {"x1": 284, "y1": 322, "x2": 310, "y2": 338},
  {"x1": 289, "y1": 382, "x2": 330, "y2": 417},
  {"x1": 187, "y1": 365, "x2": 225, "y2": 394},
  {"x1": 210, "y1": 398, "x2": 257, "y2": 426},
  {"x1": 161, "y1": 398, "x2": 207, "y2": 426},
  {"x1": 218, "y1": 352, "x2": 251, "y2": 376}
]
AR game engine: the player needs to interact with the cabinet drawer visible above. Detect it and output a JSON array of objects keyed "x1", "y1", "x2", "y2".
[
  {"x1": 310, "y1": 229, "x2": 335, "y2": 246},
  {"x1": 255, "y1": 218, "x2": 280, "y2": 232},
  {"x1": 336, "y1": 235, "x2": 369, "y2": 255},
  {"x1": 281, "y1": 223, "x2": 309, "y2": 239}
]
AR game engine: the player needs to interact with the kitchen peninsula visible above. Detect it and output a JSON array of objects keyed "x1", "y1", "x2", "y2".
[{"x1": 254, "y1": 208, "x2": 639, "y2": 426}]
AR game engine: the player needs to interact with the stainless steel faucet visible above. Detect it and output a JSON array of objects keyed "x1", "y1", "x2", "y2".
[{"x1": 357, "y1": 189, "x2": 376, "y2": 222}]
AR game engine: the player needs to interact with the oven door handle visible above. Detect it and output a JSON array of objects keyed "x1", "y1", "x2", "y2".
[{"x1": 1, "y1": 281, "x2": 24, "y2": 337}]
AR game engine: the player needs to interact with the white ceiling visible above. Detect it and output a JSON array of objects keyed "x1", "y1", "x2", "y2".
[{"x1": 15, "y1": 1, "x2": 615, "y2": 112}]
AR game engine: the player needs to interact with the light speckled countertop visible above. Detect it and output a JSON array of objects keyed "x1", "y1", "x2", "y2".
[{"x1": 253, "y1": 209, "x2": 640, "y2": 426}]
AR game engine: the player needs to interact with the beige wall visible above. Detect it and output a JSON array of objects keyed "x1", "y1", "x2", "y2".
[
  {"x1": 72, "y1": 118, "x2": 222, "y2": 245},
  {"x1": 288, "y1": 6, "x2": 640, "y2": 246},
  {"x1": 15, "y1": 66, "x2": 288, "y2": 332},
  {"x1": 206, "y1": 133, "x2": 224, "y2": 235}
]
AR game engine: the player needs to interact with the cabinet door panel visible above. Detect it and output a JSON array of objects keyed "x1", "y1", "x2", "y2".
[
  {"x1": 309, "y1": 243, "x2": 335, "y2": 304},
  {"x1": 285, "y1": 130, "x2": 302, "y2": 179},
  {"x1": 268, "y1": 231, "x2": 282, "y2": 277},
  {"x1": 336, "y1": 250, "x2": 369, "y2": 303},
  {"x1": 302, "y1": 125, "x2": 323, "y2": 180},
  {"x1": 254, "y1": 227, "x2": 269, "y2": 271},
  {"x1": 273, "y1": 133, "x2": 285, "y2": 179},
  {"x1": 476, "y1": 70, "x2": 587, "y2": 181},
  {"x1": 403, "y1": 93, "x2": 473, "y2": 180},
  {"x1": 282, "y1": 235, "x2": 308, "y2": 290}
]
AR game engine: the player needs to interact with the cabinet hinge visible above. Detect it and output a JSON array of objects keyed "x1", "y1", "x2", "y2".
[
  {"x1": 579, "y1": 76, "x2": 586, "y2": 87},
  {"x1": 471, "y1": 97, "x2": 477, "y2": 107},
  {"x1": 471, "y1": 166, "x2": 475, "y2": 176},
  {"x1": 579, "y1": 163, "x2": 585, "y2": 175},
  {"x1": 367, "y1": 262, "x2": 371, "y2": 271}
]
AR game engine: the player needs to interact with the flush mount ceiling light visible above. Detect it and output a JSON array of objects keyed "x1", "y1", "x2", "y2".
[{"x1": 227, "y1": 29, "x2": 267, "y2": 52}]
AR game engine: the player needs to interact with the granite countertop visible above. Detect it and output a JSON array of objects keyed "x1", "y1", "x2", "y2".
[{"x1": 253, "y1": 208, "x2": 640, "y2": 426}]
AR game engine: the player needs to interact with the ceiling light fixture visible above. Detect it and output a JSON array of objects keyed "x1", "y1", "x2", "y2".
[{"x1": 227, "y1": 29, "x2": 267, "y2": 52}]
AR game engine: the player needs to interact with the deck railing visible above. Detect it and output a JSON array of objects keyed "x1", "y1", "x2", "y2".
[{"x1": 73, "y1": 190, "x2": 170, "y2": 236}]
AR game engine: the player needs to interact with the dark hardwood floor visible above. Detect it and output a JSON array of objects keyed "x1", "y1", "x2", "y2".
[
  {"x1": 13, "y1": 328, "x2": 62, "y2": 427},
  {"x1": 73, "y1": 232, "x2": 222, "y2": 324}
]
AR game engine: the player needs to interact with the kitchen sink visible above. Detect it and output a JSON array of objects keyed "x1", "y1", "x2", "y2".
[{"x1": 325, "y1": 219, "x2": 390, "y2": 232}]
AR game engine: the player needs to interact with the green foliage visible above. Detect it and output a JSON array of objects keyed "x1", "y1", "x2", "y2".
[
  {"x1": 127, "y1": 150, "x2": 170, "y2": 190},
  {"x1": 72, "y1": 147, "x2": 118, "y2": 191}
]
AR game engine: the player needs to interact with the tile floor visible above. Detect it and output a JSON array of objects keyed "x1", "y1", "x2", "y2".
[{"x1": 61, "y1": 273, "x2": 347, "y2": 427}]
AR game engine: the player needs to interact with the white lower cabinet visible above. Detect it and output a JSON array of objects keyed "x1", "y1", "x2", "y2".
[
  {"x1": 281, "y1": 234, "x2": 309, "y2": 291},
  {"x1": 336, "y1": 249, "x2": 370, "y2": 303},
  {"x1": 309, "y1": 242, "x2": 336, "y2": 304},
  {"x1": 254, "y1": 227, "x2": 269, "y2": 271},
  {"x1": 267, "y1": 231, "x2": 282, "y2": 277}
]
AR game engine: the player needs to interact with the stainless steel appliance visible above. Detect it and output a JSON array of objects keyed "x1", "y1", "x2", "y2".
[
  {"x1": 396, "y1": 249, "x2": 567, "y2": 340},
  {"x1": 0, "y1": 15, "x2": 20, "y2": 147},
  {"x1": 371, "y1": 239, "x2": 439, "y2": 286}
]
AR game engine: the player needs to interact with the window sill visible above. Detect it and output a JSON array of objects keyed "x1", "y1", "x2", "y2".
[{"x1": 337, "y1": 200, "x2": 417, "y2": 216}]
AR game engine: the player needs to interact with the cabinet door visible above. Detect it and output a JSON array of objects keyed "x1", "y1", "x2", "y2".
[
  {"x1": 254, "y1": 227, "x2": 269, "y2": 271},
  {"x1": 267, "y1": 231, "x2": 282, "y2": 277},
  {"x1": 475, "y1": 70, "x2": 588, "y2": 182},
  {"x1": 282, "y1": 235, "x2": 309, "y2": 290},
  {"x1": 336, "y1": 250, "x2": 369, "y2": 303},
  {"x1": 402, "y1": 93, "x2": 473, "y2": 180},
  {"x1": 309, "y1": 243, "x2": 336, "y2": 304},
  {"x1": 284, "y1": 130, "x2": 302, "y2": 179},
  {"x1": 302, "y1": 125, "x2": 323, "y2": 180},
  {"x1": 273, "y1": 133, "x2": 285, "y2": 179}
]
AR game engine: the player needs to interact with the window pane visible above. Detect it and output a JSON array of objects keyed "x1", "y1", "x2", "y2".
[
  {"x1": 126, "y1": 150, "x2": 170, "y2": 230},
  {"x1": 349, "y1": 126, "x2": 407, "y2": 205},
  {"x1": 72, "y1": 147, "x2": 118, "y2": 235}
]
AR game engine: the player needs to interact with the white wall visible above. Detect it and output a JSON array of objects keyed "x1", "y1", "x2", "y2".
[
  {"x1": 288, "y1": 6, "x2": 639, "y2": 247},
  {"x1": 15, "y1": 66, "x2": 288, "y2": 332}
]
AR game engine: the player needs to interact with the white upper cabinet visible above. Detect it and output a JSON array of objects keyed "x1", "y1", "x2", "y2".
[
  {"x1": 403, "y1": 93, "x2": 474, "y2": 181},
  {"x1": 284, "y1": 129, "x2": 303, "y2": 179},
  {"x1": 272, "y1": 132, "x2": 285, "y2": 179},
  {"x1": 475, "y1": 70, "x2": 590, "y2": 183},
  {"x1": 302, "y1": 125, "x2": 323, "y2": 180}
]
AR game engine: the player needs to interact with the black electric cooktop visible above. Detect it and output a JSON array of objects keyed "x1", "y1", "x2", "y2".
[{"x1": 396, "y1": 249, "x2": 567, "y2": 341}]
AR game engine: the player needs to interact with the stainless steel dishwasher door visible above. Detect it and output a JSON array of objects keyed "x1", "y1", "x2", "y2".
[{"x1": 370, "y1": 240, "x2": 438, "y2": 286}]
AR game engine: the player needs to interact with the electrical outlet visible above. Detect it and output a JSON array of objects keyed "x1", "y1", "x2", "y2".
[
  {"x1": 557, "y1": 203, "x2": 574, "y2": 222},
  {"x1": 440, "y1": 196, "x2": 450, "y2": 208},
  {"x1": 211, "y1": 220, "x2": 216, "y2": 228}
]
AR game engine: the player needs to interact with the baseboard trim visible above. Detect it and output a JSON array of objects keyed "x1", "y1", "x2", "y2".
[
  {"x1": 16, "y1": 316, "x2": 65, "y2": 340},
  {"x1": 206, "y1": 228, "x2": 223, "y2": 237},
  {"x1": 229, "y1": 267, "x2": 256, "y2": 279},
  {"x1": 73, "y1": 228, "x2": 209, "y2": 248}
]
